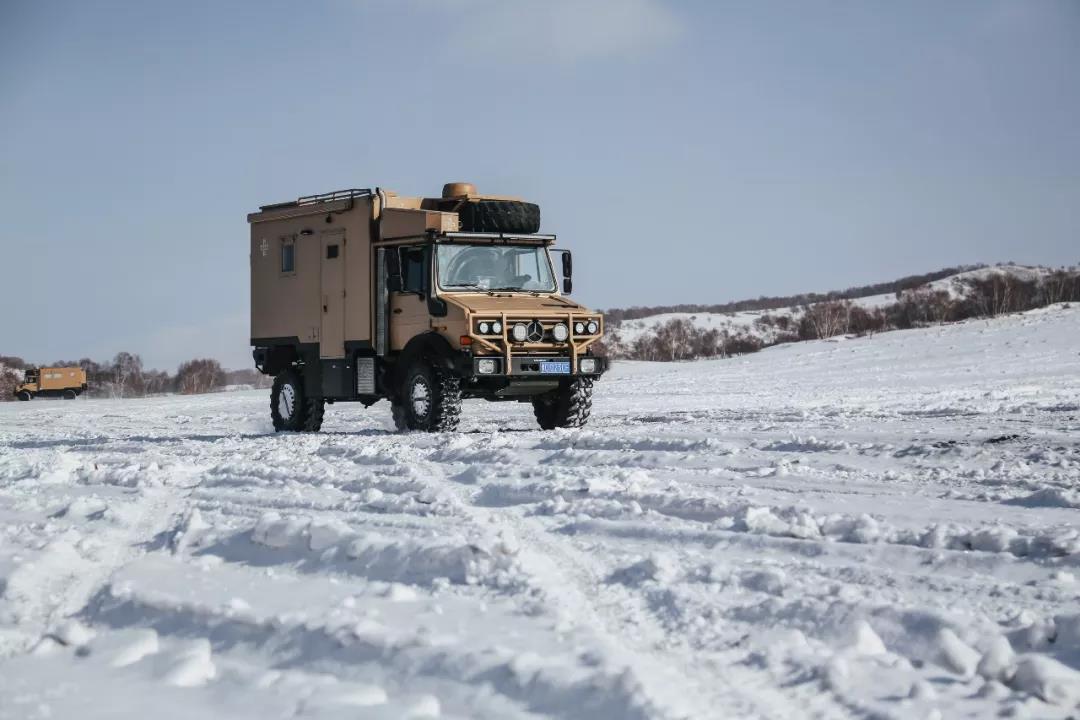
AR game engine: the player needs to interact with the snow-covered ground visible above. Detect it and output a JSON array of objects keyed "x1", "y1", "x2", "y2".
[{"x1": 1, "y1": 304, "x2": 1079, "y2": 719}]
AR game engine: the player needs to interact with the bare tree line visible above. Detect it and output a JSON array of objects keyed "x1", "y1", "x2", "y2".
[
  {"x1": 0, "y1": 352, "x2": 270, "y2": 401},
  {"x1": 603, "y1": 268, "x2": 1080, "y2": 362},
  {"x1": 601, "y1": 264, "x2": 986, "y2": 326}
]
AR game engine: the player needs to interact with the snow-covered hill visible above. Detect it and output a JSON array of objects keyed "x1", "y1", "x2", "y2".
[
  {"x1": 610, "y1": 264, "x2": 1059, "y2": 347},
  {"x1": 1, "y1": 304, "x2": 1079, "y2": 719}
]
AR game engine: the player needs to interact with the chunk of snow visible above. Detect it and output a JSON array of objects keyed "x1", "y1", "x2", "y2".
[
  {"x1": 1010, "y1": 655, "x2": 1080, "y2": 706},
  {"x1": 51, "y1": 619, "x2": 95, "y2": 647},
  {"x1": 404, "y1": 694, "x2": 441, "y2": 718},
  {"x1": 299, "y1": 683, "x2": 388, "y2": 712},
  {"x1": 155, "y1": 639, "x2": 216, "y2": 687},
  {"x1": 976, "y1": 636, "x2": 1016, "y2": 683},
  {"x1": 908, "y1": 680, "x2": 936, "y2": 700},
  {"x1": 845, "y1": 621, "x2": 886, "y2": 656},
  {"x1": 82, "y1": 629, "x2": 159, "y2": 668},
  {"x1": 935, "y1": 628, "x2": 980, "y2": 676}
]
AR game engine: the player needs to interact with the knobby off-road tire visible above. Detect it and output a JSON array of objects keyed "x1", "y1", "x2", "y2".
[
  {"x1": 391, "y1": 402, "x2": 409, "y2": 432},
  {"x1": 17, "y1": 391, "x2": 32, "y2": 402},
  {"x1": 303, "y1": 395, "x2": 325, "y2": 432},
  {"x1": 532, "y1": 377, "x2": 594, "y2": 430},
  {"x1": 457, "y1": 200, "x2": 540, "y2": 234},
  {"x1": 396, "y1": 361, "x2": 461, "y2": 432},
  {"x1": 271, "y1": 368, "x2": 324, "y2": 433}
]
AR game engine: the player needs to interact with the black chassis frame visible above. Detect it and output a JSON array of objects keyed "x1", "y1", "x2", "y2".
[{"x1": 252, "y1": 336, "x2": 606, "y2": 404}]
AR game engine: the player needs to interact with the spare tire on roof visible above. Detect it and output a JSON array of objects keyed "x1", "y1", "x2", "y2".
[{"x1": 457, "y1": 200, "x2": 540, "y2": 234}]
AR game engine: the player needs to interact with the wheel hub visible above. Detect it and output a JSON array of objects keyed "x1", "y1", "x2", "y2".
[
  {"x1": 411, "y1": 377, "x2": 431, "y2": 418},
  {"x1": 278, "y1": 384, "x2": 296, "y2": 420}
]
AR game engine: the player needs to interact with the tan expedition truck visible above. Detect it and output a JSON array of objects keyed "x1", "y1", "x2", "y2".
[
  {"x1": 249, "y1": 182, "x2": 607, "y2": 432},
  {"x1": 15, "y1": 367, "x2": 88, "y2": 401}
]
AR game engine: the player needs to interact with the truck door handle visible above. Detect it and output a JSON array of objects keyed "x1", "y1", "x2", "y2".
[
  {"x1": 323, "y1": 304, "x2": 328, "y2": 313},
  {"x1": 393, "y1": 308, "x2": 403, "y2": 314}
]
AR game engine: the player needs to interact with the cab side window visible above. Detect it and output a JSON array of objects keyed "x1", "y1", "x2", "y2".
[
  {"x1": 399, "y1": 247, "x2": 425, "y2": 294},
  {"x1": 281, "y1": 239, "x2": 296, "y2": 274}
]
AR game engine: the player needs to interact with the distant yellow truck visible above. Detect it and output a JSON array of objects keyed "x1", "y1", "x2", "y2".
[{"x1": 14, "y1": 367, "x2": 87, "y2": 401}]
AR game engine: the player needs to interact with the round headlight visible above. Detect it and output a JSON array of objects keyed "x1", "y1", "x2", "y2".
[
  {"x1": 574, "y1": 322, "x2": 585, "y2": 334},
  {"x1": 478, "y1": 321, "x2": 490, "y2": 334},
  {"x1": 511, "y1": 323, "x2": 528, "y2": 342},
  {"x1": 491, "y1": 321, "x2": 502, "y2": 334},
  {"x1": 586, "y1": 321, "x2": 599, "y2": 334},
  {"x1": 552, "y1": 323, "x2": 569, "y2": 342}
]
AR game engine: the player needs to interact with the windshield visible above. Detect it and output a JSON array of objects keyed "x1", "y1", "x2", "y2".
[{"x1": 436, "y1": 243, "x2": 557, "y2": 292}]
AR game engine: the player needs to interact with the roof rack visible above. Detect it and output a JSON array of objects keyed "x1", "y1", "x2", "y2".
[
  {"x1": 298, "y1": 188, "x2": 372, "y2": 206},
  {"x1": 259, "y1": 188, "x2": 372, "y2": 212},
  {"x1": 439, "y1": 231, "x2": 556, "y2": 244}
]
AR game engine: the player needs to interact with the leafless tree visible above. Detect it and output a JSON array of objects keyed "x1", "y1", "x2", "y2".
[
  {"x1": 800, "y1": 300, "x2": 852, "y2": 340},
  {"x1": 142, "y1": 370, "x2": 172, "y2": 396},
  {"x1": 112, "y1": 352, "x2": 144, "y2": 398},
  {"x1": 175, "y1": 358, "x2": 225, "y2": 395}
]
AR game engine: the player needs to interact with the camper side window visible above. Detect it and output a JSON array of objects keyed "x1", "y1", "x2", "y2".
[
  {"x1": 400, "y1": 247, "x2": 425, "y2": 294},
  {"x1": 281, "y1": 240, "x2": 295, "y2": 274}
]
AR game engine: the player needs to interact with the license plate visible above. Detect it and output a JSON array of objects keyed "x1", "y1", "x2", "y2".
[{"x1": 539, "y1": 361, "x2": 571, "y2": 374}]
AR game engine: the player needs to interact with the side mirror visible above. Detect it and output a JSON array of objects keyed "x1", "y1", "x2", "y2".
[{"x1": 552, "y1": 249, "x2": 573, "y2": 294}]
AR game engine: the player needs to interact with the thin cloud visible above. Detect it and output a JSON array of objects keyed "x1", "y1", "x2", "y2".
[{"x1": 432, "y1": 0, "x2": 683, "y2": 63}]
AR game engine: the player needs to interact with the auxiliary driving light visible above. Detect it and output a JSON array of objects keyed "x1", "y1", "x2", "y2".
[
  {"x1": 477, "y1": 359, "x2": 498, "y2": 375},
  {"x1": 579, "y1": 358, "x2": 598, "y2": 374},
  {"x1": 574, "y1": 322, "x2": 585, "y2": 334},
  {"x1": 511, "y1": 323, "x2": 528, "y2": 342},
  {"x1": 586, "y1": 321, "x2": 599, "y2": 334},
  {"x1": 552, "y1": 323, "x2": 569, "y2": 342},
  {"x1": 491, "y1": 321, "x2": 502, "y2": 334},
  {"x1": 479, "y1": 322, "x2": 491, "y2": 334}
]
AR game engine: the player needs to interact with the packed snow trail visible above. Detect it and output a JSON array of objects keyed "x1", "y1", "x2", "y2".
[{"x1": 1, "y1": 304, "x2": 1079, "y2": 719}]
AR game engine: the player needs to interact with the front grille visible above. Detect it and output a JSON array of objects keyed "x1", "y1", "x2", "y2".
[{"x1": 526, "y1": 320, "x2": 544, "y2": 342}]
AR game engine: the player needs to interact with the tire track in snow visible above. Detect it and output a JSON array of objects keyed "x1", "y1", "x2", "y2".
[
  {"x1": 0, "y1": 451, "x2": 199, "y2": 658},
  {"x1": 422, "y1": 441, "x2": 853, "y2": 720}
]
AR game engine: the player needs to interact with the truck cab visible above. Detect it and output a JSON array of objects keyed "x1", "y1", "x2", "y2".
[{"x1": 249, "y1": 183, "x2": 606, "y2": 432}]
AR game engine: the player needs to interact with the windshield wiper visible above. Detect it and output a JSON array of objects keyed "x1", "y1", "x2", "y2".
[
  {"x1": 442, "y1": 282, "x2": 482, "y2": 289},
  {"x1": 487, "y1": 286, "x2": 540, "y2": 293}
]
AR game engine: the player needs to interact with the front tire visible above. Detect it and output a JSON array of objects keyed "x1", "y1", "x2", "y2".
[
  {"x1": 532, "y1": 378, "x2": 593, "y2": 430},
  {"x1": 271, "y1": 368, "x2": 324, "y2": 432},
  {"x1": 395, "y1": 361, "x2": 461, "y2": 432},
  {"x1": 17, "y1": 391, "x2": 32, "y2": 402}
]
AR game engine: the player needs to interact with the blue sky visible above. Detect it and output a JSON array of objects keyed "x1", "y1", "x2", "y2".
[{"x1": 2, "y1": 0, "x2": 1077, "y2": 370}]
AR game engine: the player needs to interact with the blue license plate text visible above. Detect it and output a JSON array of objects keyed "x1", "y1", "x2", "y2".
[{"x1": 540, "y1": 361, "x2": 571, "y2": 374}]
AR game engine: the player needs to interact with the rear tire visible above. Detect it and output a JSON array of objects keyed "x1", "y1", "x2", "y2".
[
  {"x1": 391, "y1": 401, "x2": 409, "y2": 432},
  {"x1": 63, "y1": 389, "x2": 77, "y2": 400},
  {"x1": 17, "y1": 391, "x2": 32, "y2": 402},
  {"x1": 303, "y1": 395, "x2": 325, "y2": 432},
  {"x1": 532, "y1": 378, "x2": 593, "y2": 430},
  {"x1": 396, "y1": 361, "x2": 461, "y2": 432},
  {"x1": 271, "y1": 368, "x2": 322, "y2": 432}
]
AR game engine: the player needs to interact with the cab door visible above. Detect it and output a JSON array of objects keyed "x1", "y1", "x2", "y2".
[
  {"x1": 389, "y1": 244, "x2": 432, "y2": 350},
  {"x1": 320, "y1": 231, "x2": 346, "y2": 358}
]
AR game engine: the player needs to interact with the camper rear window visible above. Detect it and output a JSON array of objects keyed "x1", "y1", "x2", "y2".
[{"x1": 281, "y1": 242, "x2": 295, "y2": 273}]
